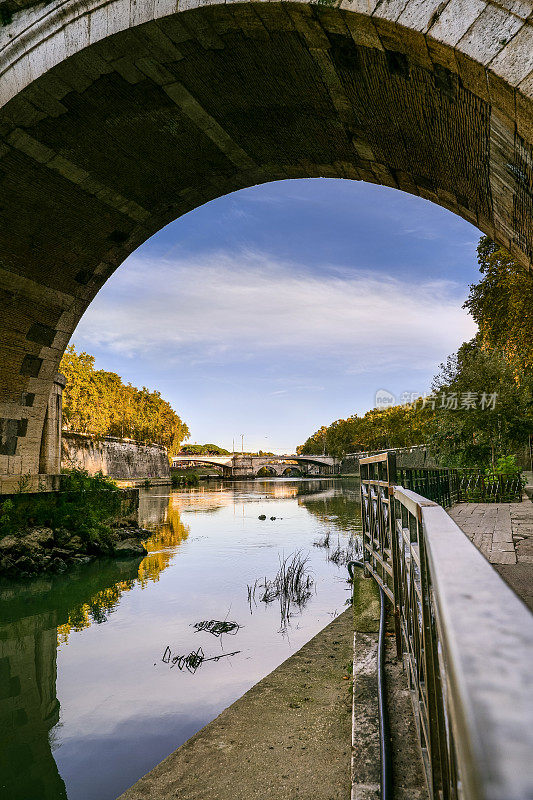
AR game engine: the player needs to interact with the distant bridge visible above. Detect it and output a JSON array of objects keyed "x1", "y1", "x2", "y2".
[{"x1": 171, "y1": 454, "x2": 339, "y2": 478}]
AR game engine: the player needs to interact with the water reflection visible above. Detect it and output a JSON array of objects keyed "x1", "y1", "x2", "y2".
[
  {"x1": 0, "y1": 559, "x2": 143, "y2": 800},
  {"x1": 0, "y1": 478, "x2": 361, "y2": 800},
  {"x1": 300, "y1": 482, "x2": 362, "y2": 534}
]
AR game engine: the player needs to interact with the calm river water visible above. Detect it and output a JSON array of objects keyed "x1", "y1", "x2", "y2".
[{"x1": 0, "y1": 478, "x2": 361, "y2": 800}]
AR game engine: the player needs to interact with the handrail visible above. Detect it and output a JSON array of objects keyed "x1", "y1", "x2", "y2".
[
  {"x1": 420, "y1": 497, "x2": 533, "y2": 800},
  {"x1": 360, "y1": 453, "x2": 533, "y2": 800}
]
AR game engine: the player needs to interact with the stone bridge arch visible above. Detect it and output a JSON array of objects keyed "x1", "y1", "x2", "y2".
[
  {"x1": 0, "y1": 0, "x2": 532, "y2": 477},
  {"x1": 256, "y1": 465, "x2": 280, "y2": 477}
]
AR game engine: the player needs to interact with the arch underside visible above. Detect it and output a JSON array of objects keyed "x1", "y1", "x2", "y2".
[{"x1": 0, "y1": 1, "x2": 532, "y2": 475}]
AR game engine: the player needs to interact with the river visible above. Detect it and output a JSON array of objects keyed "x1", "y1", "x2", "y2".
[{"x1": 0, "y1": 478, "x2": 361, "y2": 800}]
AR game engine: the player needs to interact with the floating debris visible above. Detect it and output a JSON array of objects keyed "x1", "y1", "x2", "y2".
[
  {"x1": 162, "y1": 646, "x2": 240, "y2": 674},
  {"x1": 192, "y1": 620, "x2": 241, "y2": 637}
]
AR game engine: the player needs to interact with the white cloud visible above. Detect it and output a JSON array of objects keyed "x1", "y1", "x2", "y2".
[{"x1": 74, "y1": 249, "x2": 476, "y2": 373}]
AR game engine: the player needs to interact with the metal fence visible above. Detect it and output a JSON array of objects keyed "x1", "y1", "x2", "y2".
[
  {"x1": 360, "y1": 452, "x2": 533, "y2": 800},
  {"x1": 397, "y1": 466, "x2": 523, "y2": 506}
]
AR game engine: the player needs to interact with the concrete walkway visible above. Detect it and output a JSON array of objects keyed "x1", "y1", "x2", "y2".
[{"x1": 449, "y1": 495, "x2": 533, "y2": 611}]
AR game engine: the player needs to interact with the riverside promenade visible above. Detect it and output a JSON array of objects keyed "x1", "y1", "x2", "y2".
[{"x1": 449, "y1": 475, "x2": 533, "y2": 611}]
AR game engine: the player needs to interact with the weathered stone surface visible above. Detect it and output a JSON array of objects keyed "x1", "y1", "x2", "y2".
[
  {"x1": 0, "y1": 534, "x2": 19, "y2": 551},
  {"x1": 0, "y1": 0, "x2": 531, "y2": 477},
  {"x1": 450, "y1": 499, "x2": 533, "y2": 610},
  {"x1": 25, "y1": 527, "x2": 54, "y2": 547},
  {"x1": 62, "y1": 432, "x2": 170, "y2": 480},
  {"x1": 113, "y1": 538, "x2": 148, "y2": 556}
]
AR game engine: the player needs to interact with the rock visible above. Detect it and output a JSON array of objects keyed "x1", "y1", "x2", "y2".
[
  {"x1": 51, "y1": 558, "x2": 67, "y2": 573},
  {"x1": 0, "y1": 556, "x2": 15, "y2": 572},
  {"x1": 116, "y1": 527, "x2": 150, "y2": 540},
  {"x1": 258, "y1": 515, "x2": 267, "y2": 520},
  {"x1": 26, "y1": 527, "x2": 54, "y2": 547},
  {"x1": 14, "y1": 555, "x2": 35, "y2": 573},
  {"x1": 62, "y1": 536, "x2": 83, "y2": 551},
  {"x1": 52, "y1": 548, "x2": 72, "y2": 558},
  {"x1": 74, "y1": 556, "x2": 92, "y2": 565},
  {"x1": 0, "y1": 535, "x2": 20, "y2": 552},
  {"x1": 113, "y1": 539, "x2": 148, "y2": 557},
  {"x1": 270, "y1": 517, "x2": 276, "y2": 521}
]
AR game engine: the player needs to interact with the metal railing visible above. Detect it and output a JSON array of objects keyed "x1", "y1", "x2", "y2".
[
  {"x1": 397, "y1": 466, "x2": 524, "y2": 506},
  {"x1": 456, "y1": 469, "x2": 524, "y2": 503},
  {"x1": 397, "y1": 466, "x2": 459, "y2": 507},
  {"x1": 360, "y1": 452, "x2": 533, "y2": 800}
]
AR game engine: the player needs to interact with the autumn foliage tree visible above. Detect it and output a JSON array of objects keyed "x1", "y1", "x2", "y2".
[
  {"x1": 60, "y1": 345, "x2": 190, "y2": 455},
  {"x1": 297, "y1": 403, "x2": 431, "y2": 459},
  {"x1": 298, "y1": 237, "x2": 532, "y2": 467}
]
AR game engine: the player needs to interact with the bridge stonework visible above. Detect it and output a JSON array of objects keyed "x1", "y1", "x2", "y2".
[
  {"x1": 172, "y1": 454, "x2": 338, "y2": 477},
  {"x1": 0, "y1": 0, "x2": 532, "y2": 477}
]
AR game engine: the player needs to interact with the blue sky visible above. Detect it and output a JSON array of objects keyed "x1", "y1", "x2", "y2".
[{"x1": 72, "y1": 178, "x2": 479, "y2": 453}]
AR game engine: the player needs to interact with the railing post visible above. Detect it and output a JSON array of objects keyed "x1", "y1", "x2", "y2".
[
  {"x1": 386, "y1": 452, "x2": 403, "y2": 659},
  {"x1": 417, "y1": 510, "x2": 450, "y2": 799}
]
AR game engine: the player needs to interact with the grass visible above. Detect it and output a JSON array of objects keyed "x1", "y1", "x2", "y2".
[
  {"x1": 0, "y1": 468, "x2": 126, "y2": 553},
  {"x1": 247, "y1": 550, "x2": 314, "y2": 628}
]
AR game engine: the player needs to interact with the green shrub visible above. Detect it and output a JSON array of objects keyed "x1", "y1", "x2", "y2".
[{"x1": 0, "y1": 469, "x2": 123, "y2": 538}]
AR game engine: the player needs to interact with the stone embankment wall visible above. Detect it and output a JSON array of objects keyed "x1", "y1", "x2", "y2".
[{"x1": 62, "y1": 432, "x2": 170, "y2": 480}]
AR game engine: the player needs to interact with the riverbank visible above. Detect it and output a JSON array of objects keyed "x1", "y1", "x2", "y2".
[
  {"x1": 0, "y1": 522, "x2": 149, "y2": 578},
  {"x1": 0, "y1": 470, "x2": 148, "y2": 578}
]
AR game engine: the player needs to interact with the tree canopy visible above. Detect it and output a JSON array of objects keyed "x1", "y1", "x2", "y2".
[
  {"x1": 297, "y1": 403, "x2": 430, "y2": 459},
  {"x1": 179, "y1": 444, "x2": 230, "y2": 455},
  {"x1": 60, "y1": 345, "x2": 190, "y2": 455},
  {"x1": 298, "y1": 237, "x2": 533, "y2": 468},
  {"x1": 464, "y1": 237, "x2": 533, "y2": 377}
]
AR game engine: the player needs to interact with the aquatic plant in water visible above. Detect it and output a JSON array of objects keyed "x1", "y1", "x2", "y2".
[
  {"x1": 313, "y1": 530, "x2": 331, "y2": 548},
  {"x1": 247, "y1": 550, "x2": 314, "y2": 627},
  {"x1": 162, "y1": 646, "x2": 240, "y2": 673},
  {"x1": 328, "y1": 534, "x2": 362, "y2": 566},
  {"x1": 192, "y1": 620, "x2": 241, "y2": 636}
]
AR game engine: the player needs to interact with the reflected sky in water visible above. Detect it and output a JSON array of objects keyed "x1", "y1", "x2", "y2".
[{"x1": 0, "y1": 478, "x2": 361, "y2": 800}]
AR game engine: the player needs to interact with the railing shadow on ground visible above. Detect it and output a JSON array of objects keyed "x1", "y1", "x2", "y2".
[{"x1": 359, "y1": 452, "x2": 533, "y2": 800}]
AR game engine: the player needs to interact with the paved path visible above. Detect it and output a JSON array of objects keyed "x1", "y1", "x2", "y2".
[{"x1": 449, "y1": 496, "x2": 533, "y2": 611}]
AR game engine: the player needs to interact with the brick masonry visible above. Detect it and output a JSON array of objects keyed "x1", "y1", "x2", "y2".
[{"x1": 0, "y1": 0, "x2": 531, "y2": 476}]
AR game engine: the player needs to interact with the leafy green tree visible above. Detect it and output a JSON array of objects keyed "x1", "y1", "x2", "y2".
[
  {"x1": 60, "y1": 345, "x2": 190, "y2": 455},
  {"x1": 429, "y1": 340, "x2": 532, "y2": 466},
  {"x1": 464, "y1": 237, "x2": 533, "y2": 376}
]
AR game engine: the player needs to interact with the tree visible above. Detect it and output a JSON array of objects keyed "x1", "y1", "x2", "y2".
[
  {"x1": 429, "y1": 339, "x2": 532, "y2": 466},
  {"x1": 59, "y1": 345, "x2": 190, "y2": 455},
  {"x1": 297, "y1": 237, "x2": 532, "y2": 468},
  {"x1": 464, "y1": 237, "x2": 533, "y2": 376}
]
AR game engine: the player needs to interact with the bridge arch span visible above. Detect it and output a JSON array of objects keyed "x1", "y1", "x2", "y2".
[
  {"x1": 256, "y1": 465, "x2": 279, "y2": 478},
  {"x1": 282, "y1": 466, "x2": 302, "y2": 477},
  {"x1": 0, "y1": 0, "x2": 532, "y2": 476}
]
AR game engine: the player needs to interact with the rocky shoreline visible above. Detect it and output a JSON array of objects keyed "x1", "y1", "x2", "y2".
[{"x1": 0, "y1": 524, "x2": 150, "y2": 579}]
